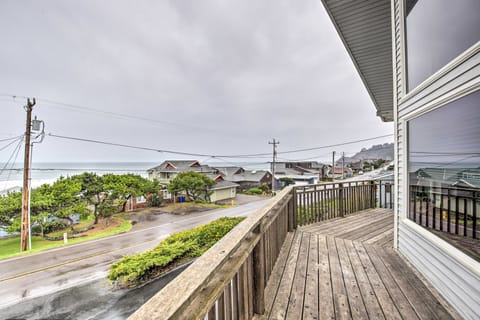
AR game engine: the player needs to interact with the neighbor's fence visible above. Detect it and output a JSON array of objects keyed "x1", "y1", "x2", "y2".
[{"x1": 410, "y1": 185, "x2": 479, "y2": 239}]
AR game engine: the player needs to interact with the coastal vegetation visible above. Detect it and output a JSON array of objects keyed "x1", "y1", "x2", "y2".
[
  {"x1": 167, "y1": 171, "x2": 215, "y2": 202},
  {"x1": 0, "y1": 173, "x2": 161, "y2": 234},
  {"x1": 0, "y1": 173, "x2": 162, "y2": 257},
  {"x1": 108, "y1": 216, "x2": 244, "y2": 287}
]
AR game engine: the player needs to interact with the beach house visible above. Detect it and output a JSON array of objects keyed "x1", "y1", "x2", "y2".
[{"x1": 320, "y1": 0, "x2": 480, "y2": 318}]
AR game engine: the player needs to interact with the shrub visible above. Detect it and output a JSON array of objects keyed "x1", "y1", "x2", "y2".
[
  {"x1": 247, "y1": 188, "x2": 263, "y2": 195},
  {"x1": 279, "y1": 177, "x2": 295, "y2": 186},
  {"x1": 43, "y1": 220, "x2": 70, "y2": 234},
  {"x1": 108, "y1": 216, "x2": 244, "y2": 287},
  {"x1": 258, "y1": 184, "x2": 270, "y2": 193},
  {"x1": 148, "y1": 193, "x2": 163, "y2": 207}
]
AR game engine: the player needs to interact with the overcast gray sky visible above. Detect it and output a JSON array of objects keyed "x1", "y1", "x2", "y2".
[{"x1": 0, "y1": 0, "x2": 392, "y2": 164}]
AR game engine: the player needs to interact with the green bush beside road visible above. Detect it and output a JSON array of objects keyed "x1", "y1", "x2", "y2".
[{"x1": 108, "y1": 216, "x2": 244, "y2": 287}]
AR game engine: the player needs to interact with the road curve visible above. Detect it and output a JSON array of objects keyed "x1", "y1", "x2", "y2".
[{"x1": 0, "y1": 198, "x2": 270, "y2": 308}]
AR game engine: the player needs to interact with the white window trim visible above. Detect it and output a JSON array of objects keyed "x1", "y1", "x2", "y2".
[
  {"x1": 401, "y1": 119, "x2": 408, "y2": 221},
  {"x1": 402, "y1": 81, "x2": 480, "y2": 121},
  {"x1": 400, "y1": 86, "x2": 480, "y2": 264}
]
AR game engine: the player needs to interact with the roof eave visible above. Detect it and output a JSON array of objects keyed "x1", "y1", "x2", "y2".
[{"x1": 321, "y1": 0, "x2": 394, "y2": 122}]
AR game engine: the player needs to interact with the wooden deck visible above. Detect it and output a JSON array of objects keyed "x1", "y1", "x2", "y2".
[{"x1": 264, "y1": 208, "x2": 459, "y2": 320}]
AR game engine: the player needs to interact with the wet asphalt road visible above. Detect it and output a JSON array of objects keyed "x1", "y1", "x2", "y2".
[
  {"x1": 0, "y1": 198, "x2": 270, "y2": 313},
  {"x1": 0, "y1": 262, "x2": 191, "y2": 320}
]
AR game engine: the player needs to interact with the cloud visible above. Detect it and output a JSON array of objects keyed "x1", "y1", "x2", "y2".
[{"x1": 0, "y1": 0, "x2": 392, "y2": 163}]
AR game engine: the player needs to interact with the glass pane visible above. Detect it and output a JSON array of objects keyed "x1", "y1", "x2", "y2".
[
  {"x1": 408, "y1": 91, "x2": 480, "y2": 255},
  {"x1": 406, "y1": 0, "x2": 480, "y2": 90}
]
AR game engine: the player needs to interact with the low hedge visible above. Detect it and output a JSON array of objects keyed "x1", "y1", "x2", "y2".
[
  {"x1": 246, "y1": 187, "x2": 263, "y2": 195},
  {"x1": 107, "y1": 216, "x2": 244, "y2": 287}
]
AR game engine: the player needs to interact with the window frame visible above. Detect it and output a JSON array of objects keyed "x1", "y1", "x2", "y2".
[
  {"x1": 403, "y1": 88, "x2": 480, "y2": 224},
  {"x1": 401, "y1": 0, "x2": 480, "y2": 100}
]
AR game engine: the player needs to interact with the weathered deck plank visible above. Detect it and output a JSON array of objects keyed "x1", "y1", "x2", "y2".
[
  {"x1": 285, "y1": 233, "x2": 310, "y2": 319},
  {"x1": 269, "y1": 232, "x2": 302, "y2": 319},
  {"x1": 303, "y1": 233, "x2": 319, "y2": 320},
  {"x1": 318, "y1": 235, "x2": 335, "y2": 320},
  {"x1": 344, "y1": 240, "x2": 385, "y2": 319},
  {"x1": 335, "y1": 238, "x2": 369, "y2": 320},
  {"x1": 363, "y1": 244, "x2": 420, "y2": 319},
  {"x1": 266, "y1": 208, "x2": 459, "y2": 320},
  {"x1": 327, "y1": 237, "x2": 348, "y2": 319},
  {"x1": 264, "y1": 232, "x2": 295, "y2": 313}
]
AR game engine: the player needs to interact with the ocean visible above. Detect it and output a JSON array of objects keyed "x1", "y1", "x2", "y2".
[
  {"x1": 0, "y1": 161, "x2": 270, "y2": 194},
  {"x1": 0, "y1": 162, "x2": 157, "y2": 194}
]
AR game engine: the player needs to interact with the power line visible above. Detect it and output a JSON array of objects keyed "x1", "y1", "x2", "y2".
[
  {"x1": 1, "y1": 94, "x2": 394, "y2": 150},
  {"x1": 47, "y1": 132, "x2": 394, "y2": 160},
  {"x1": 0, "y1": 136, "x2": 24, "y2": 153},
  {"x1": 0, "y1": 137, "x2": 24, "y2": 176},
  {"x1": 0, "y1": 136, "x2": 24, "y2": 189},
  {"x1": 277, "y1": 134, "x2": 393, "y2": 155},
  {"x1": 276, "y1": 143, "x2": 395, "y2": 163},
  {"x1": 46, "y1": 133, "x2": 268, "y2": 158},
  {"x1": 410, "y1": 151, "x2": 480, "y2": 156},
  {"x1": 0, "y1": 94, "x2": 246, "y2": 139},
  {"x1": 0, "y1": 135, "x2": 23, "y2": 143}
]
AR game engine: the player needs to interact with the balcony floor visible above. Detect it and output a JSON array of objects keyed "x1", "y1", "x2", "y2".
[{"x1": 264, "y1": 208, "x2": 460, "y2": 319}]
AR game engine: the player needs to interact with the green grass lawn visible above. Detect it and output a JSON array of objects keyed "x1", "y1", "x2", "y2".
[{"x1": 0, "y1": 219, "x2": 131, "y2": 260}]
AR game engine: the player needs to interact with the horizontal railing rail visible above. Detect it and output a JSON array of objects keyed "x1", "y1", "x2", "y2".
[
  {"x1": 294, "y1": 180, "x2": 381, "y2": 226},
  {"x1": 410, "y1": 184, "x2": 479, "y2": 239}
]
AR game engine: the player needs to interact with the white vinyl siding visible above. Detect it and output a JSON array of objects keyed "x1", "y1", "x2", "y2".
[
  {"x1": 393, "y1": 1, "x2": 480, "y2": 319},
  {"x1": 399, "y1": 221, "x2": 480, "y2": 319}
]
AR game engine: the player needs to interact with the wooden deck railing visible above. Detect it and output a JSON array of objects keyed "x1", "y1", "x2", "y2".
[
  {"x1": 294, "y1": 180, "x2": 381, "y2": 226},
  {"x1": 130, "y1": 186, "x2": 296, "y2": 320},
  {"x1": 129, "y1": 180, "x2": 392, "y2": 319}
]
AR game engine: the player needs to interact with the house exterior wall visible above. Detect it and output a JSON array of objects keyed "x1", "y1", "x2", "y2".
[
  {"x1": 210, "y1": 187, "x2": 236, "y2": 203},
  {"x1": 148, "y1": 171, "x2": 177, "y2": 185},
  {"x1": 392, "y1": 1, "x2": 480, "y2": 318}
]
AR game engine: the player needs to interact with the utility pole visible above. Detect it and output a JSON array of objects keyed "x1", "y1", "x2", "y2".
[
  {"x1": 332, "y1": 151, "x2": 336, "y2": 182},
  {"x1": 269, "y1": 139, "x2": 279, "y2": 194},
  {"x1": 21, "y1": 98, "x2": 35, "y2": 251},
  {"x1": 342, "y1": 151, "x2": 345, "y2": 180}
]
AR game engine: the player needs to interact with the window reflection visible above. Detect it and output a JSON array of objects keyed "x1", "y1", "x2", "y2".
[
  {"x1": 408, "y1": 92, "x2": 480, "y2": 246},
  {"x1": 406, "y1": 0, "x2": 480, "y2": 90}
]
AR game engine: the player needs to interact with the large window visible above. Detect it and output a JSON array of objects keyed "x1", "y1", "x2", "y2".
[
  {"x1": 406, "y1": 0, "x2": 480, "y2": 91},
  {"x1": 408, "y1": 91, "x2": 480, "y2": 256}
]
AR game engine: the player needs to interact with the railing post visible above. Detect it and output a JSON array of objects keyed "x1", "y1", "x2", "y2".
[
  {"x1": 339, "y1": 183, "x2": 344, "y2": 217},
  {"x1": 252, "y1": 234, "x2": 265, "y2": 315},
  {"x1": 287, "y1": 190, "x2": 295, "y2": 232},
  {"x1": 292, "y1": 188, "x2": 298, "y2": 229},
  {"x1": 371, "y1": 180, "x2": 377, "y2": 208}
]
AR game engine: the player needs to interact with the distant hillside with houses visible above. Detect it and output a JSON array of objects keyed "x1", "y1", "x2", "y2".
[
  {"x1": 351, "y1": 143, "x2": 394, "y2": 161},
  {"x1": 338, "y1": 143, "x2": 394, "y2": 165}
]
